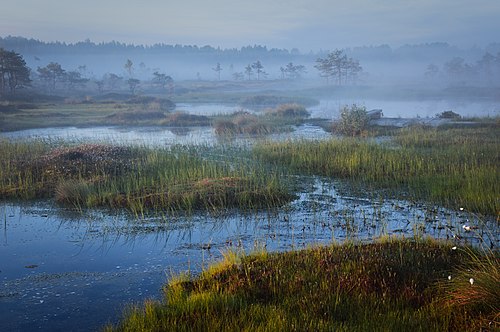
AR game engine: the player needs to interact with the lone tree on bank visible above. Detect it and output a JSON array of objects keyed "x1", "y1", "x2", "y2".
[{"x1": 0, "y1": 48, "x2": 31, "y2": 95}]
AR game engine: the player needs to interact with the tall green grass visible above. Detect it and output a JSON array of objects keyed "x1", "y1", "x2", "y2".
[
  {"x1": 253, "y1": 124, "x2": 500, "y2": 215},
  {"x1": 0, "y1": 140, "x2": 293, "y2": 214},
  {"x1": 106, "y1": 239, "x2": 499, "y2": 331},
  {"x1": 0, "y1": 139, "x2": 51, "y2": 199}
]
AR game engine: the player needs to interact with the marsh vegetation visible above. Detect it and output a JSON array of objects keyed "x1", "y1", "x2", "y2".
[
  {"x1": 1, "y1": 92, "x2": 498, "y2": 332},
  {"x1": 0, "y1": 141, "x2": 293, "y2": 216},
  {"x1": 107, "y1": 239, "x2": 499, "y2": 331},
  {"x1": 254, "y1": 121, "x2": 500, "y2": 216},
  {"x1": 214, "y1": 103, "x2": 310, "y2": 136}
]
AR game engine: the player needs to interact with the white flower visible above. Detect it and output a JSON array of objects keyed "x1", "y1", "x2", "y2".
[
  {"x1": 452, "y1": 246, "x2": 457, "y2": 250},
  {"x1": 448, "y1": 275, "x2": 452, "y2": 280},
  {"x1": 459, "y1": 207, "x2": 464, "y2": 211},
  {"x1": 463, "y1": 225, "x2": 471, "y2": 232},
  {"x1": 469, "y1": 278, "x2": 474, "y2": 285}
]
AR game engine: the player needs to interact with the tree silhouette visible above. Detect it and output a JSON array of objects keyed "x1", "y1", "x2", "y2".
[
  {"x1": 124, "y1": 59, "x2": 133, "y2": 77},
  {"x1": 104, "y1": 73, "x2": 122, "y2": 91},
  {"x1": 153, "y1": 72, "x2": 173, "y2": 89},
  {"x1": 232, "y1": 72, "x2": 244, "y2": 81},
  {"x1": 315, "y1": 50, "x2": 362, "y2": 85},
  {"x1": 212, "y1": 62, "x2": 223, "y2": 80},
  {"x1": 251, "y1": 61, "x2": 266, "y2": 80},
  {"x1": 65, "y1": 71, "x2": 88, "y2": 91},
  {"x1": 283, "y1": 62, "x2": 306, "y2": 80},
  {"x1": 37, "y1": 62, "x2": 65, "y2": 91},
  {"x1": 127, "y1": 78, "x2": 140, "y2": 94},
  {"x1": 0, "y1": 48, "x2": 31, "y2": 94},
  {"x1": 244, "y1": 64, "x2": 253, "y2": 80},
  {"x1": 95, "y1": 80, "x2": 105, "y2": 94}
]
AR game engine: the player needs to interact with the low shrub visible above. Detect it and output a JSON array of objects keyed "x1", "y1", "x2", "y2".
[
  {"x1": 332, "y1": 104, "x2": 369, "y2": 136},
  {"x1": 437, "y1": 110, "x2": 461, "y2": 119}
]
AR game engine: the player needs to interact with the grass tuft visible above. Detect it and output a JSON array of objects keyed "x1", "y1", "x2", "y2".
[
  {"x1": 55, "y1": 179, "x2": 91, "y2": 207},
  {"x1": 441, "y1": 246, "x2": 500, "y2": 328}
]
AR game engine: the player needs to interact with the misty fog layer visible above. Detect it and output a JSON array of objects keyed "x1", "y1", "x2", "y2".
[{"x1": 2, "y1": 37, "x2": 500, "y2": 87}]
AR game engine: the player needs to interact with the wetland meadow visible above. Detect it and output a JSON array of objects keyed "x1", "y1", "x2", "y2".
[{"x1": 1, "y1": 90, "x2": 499, "y2": 331}]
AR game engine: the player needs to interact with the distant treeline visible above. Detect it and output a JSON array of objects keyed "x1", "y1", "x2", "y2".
[
  {"x1": 2, "y1": 35, "x2": 499, "y2": 63},
  {"x1": 0, "y1": 36, "x2": 298, "y2": 60},
  {"x1": 2, "y1": 36, "x2": 500, "y2": 86}
]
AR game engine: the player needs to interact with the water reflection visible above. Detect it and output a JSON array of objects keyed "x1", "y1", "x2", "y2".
[
  {"x1": 1, "y1": 176, "x2": 497, "y2": 331},
  {"x1": 1, "y1": 123, "x2": 332, "y2": 148}
]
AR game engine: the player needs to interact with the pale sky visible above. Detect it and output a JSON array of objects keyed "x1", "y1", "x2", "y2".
[{"x1": 1, "y1": 0, "x2": 499, "y2": 51}]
